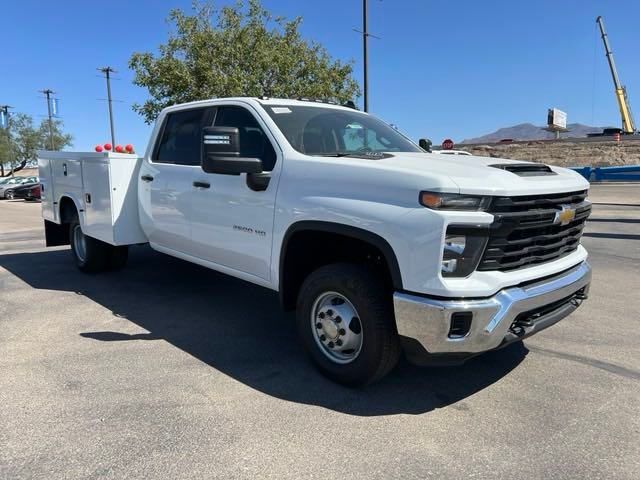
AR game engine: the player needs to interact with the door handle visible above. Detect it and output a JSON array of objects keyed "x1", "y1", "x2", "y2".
[
  {"x1": 140, "y1": 174, "x2": 154, "y2": 182},
  {"x1": 193, "y1": 181, "x2": 210, "y2": 189}
]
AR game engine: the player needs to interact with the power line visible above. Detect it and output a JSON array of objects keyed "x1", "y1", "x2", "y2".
[{"x1": 98, "y1": 66, "x2": 117, "y2": 147}]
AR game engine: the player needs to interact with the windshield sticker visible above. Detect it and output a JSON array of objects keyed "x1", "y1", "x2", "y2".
[{"x1": 271, "y1": 107, "x2": 292, "y2": 114}]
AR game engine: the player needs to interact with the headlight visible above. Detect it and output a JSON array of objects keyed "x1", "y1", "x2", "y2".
[
  {"x1": 441, "y1": 227, "x2": 489, "y2": 277},
  {"x1": 420, "y1": 191, "x2": 491, "y2": 211}
]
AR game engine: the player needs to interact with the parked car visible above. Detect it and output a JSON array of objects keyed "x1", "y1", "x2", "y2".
[
  {"x1": 38, "y1": 97, "x2": 592, "y2": 385},
  {"x1": 0, "y1": 176, "x2": 39, "y2": 199},
  {"x1": 13, "y1": 182, "x2": 41, "y2": 201}
]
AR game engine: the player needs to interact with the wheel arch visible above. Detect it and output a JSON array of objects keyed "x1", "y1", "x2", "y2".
[
  {"x1": 278, "y1": 221, "x2": 403, "y2": 311},
  {"x1": 44, "y1": 195, "x2": 81, "y2": 247},
  {"x1": 58, "y1": 194, "x2": 82, "y2": 223}
]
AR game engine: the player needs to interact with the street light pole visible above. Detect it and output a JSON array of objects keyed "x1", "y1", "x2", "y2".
[
  {"x1": 98, "y1": 66, "x2": 116, "y2": 147},
  {"x1": 39, "y1": 89, "x2": 55, "y2": 149},
  {"x1": 363, "y1": 0, "x2": 369, "y2": 112},
  {"x1": 354, "y1": 1, "x2": 379, "y2": 112}
]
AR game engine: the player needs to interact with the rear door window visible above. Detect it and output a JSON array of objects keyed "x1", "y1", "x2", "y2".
[{"x1": 154, "y1": 107, "x2": 215, "y2": 165}]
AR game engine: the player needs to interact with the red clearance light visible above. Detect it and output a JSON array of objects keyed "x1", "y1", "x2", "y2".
[
  {"x1": 95, "y1": 145, "x2": 104, "y2": 152},
  {"x1": 104, "y1": 143, "x2": 112, "y2": 151}
]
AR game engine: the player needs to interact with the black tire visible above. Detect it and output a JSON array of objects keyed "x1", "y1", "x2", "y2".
[
  {"x1": 296, "y1": 263, "x2": 401, "y2": 386},
  {"x1": 108, "y1": 246, "x2": 129, "y2": 271},
  {"x1": 69, "y1": 216, "x2": 111, "y2": 273}
]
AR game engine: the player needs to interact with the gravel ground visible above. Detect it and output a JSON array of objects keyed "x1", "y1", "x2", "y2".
[{"x1": 1, "y1": 184, "x2": 638, "y2": 479}]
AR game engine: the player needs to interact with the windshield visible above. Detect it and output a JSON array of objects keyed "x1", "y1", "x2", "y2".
[{"x1": 262, "y1": 105, "x2": 421, "y2": 156}]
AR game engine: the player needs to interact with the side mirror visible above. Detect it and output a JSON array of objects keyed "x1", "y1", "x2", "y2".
[
  {"x1": 419, "y1": 138, "x2": 432, "y2": 152},
  {"x1": 201, "y1": 126, "x2": 263, "y2": 175}
]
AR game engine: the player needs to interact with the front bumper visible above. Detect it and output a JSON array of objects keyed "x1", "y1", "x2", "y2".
[{"x1": 393, "y1": 261, "x2": 591, "y2": 364}]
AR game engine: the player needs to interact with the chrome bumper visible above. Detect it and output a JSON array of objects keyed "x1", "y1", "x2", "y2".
[{"x1": 393, "y1": 262, "x2": 591, "y2": 356}]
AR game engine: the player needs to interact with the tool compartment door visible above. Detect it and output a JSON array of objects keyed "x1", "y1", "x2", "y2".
[{"x1": 82, "y1": 158, "x2": 115, "y2": 244}]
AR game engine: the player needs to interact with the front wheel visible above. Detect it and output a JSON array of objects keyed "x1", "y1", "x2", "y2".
[
  {"x1": 296, "y1": 263, "x2": 401, "y2": 386},
  {"x1": 5, "y1": 189, "x2": 14, "y2": 200}
]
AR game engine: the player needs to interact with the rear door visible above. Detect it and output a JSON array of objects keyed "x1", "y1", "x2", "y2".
[{"x1": 138, "y1": 106, "x2": 214, "y2": 254}]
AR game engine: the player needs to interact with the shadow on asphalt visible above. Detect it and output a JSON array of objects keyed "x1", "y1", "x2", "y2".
[
  {"x1": 0, "y1": 246, "x2": 528, "y2": 416},
  {"x1": 583, "y1": 232, "x2": 640, "y2": 240},
  {"x1": 587, "y1": 217, "x2": 640, "y2": 224},
  {"x1": 591, "y1": 202, "x2": 640, "y2": 208}
]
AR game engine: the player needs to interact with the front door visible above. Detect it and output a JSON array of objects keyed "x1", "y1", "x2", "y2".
[
  {"x1": 138, "y1": 106, "x2": 214, "y2": 254},
  {"x1": 189, "y1": 104, "x2": 281, "y2": 281}
]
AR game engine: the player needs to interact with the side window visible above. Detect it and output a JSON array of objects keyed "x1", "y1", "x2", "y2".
[
  {"x1": 214, "y1": 106, "x2": 277, "y2": 171},
  {"x1": 154, "y1": 108, "x2": 214, "y2": 165}
]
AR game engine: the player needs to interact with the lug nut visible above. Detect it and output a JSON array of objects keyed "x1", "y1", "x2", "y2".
[
  {"x1": 339, "y1": 329, "x2": 346, "y2": 336},
  {"x1": 320, "y1": 335, "x2": 326, "y2": 341},
  {"x1": 335, "y1": 316, "x2": 342, "y2": 323},
  {"x1": 336, "y1": 339, "x2": 343, "y2": 346},
  {"x1": 327, "y1": 309, "x2": 334, "y2": 317},
  {"x1": 319, "y1": 312, "x2": 325, "y2": 319},
  {"x1": 328, "y1": 342, "x2": 334, "y2": 348},
  {"x1": 316, "y1": 322, "x2": 322, "y2": 329}
]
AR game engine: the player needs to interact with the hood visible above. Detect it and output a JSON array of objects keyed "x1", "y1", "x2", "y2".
[{"x1": 373, "y1": 152, "x2": 590, "y2": 196}]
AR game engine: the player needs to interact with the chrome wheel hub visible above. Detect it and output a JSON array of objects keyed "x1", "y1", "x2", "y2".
[{"x1": 311, "y1": 292, "x2": 363, "y2": 364}]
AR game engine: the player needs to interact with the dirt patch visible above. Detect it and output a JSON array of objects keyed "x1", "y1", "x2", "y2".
[{"x1": 460, "y1": 141, "x2": 640, "y2": 167}]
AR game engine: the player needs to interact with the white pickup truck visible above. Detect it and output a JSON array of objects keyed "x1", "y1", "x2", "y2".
[{"x1": 38, "y1": 97, "x2": 592, "y2": 385}]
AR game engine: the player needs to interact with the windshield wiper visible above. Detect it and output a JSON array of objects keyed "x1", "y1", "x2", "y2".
[{"x1": 315, "y1": 152, "x2": 355, "y2": 157}]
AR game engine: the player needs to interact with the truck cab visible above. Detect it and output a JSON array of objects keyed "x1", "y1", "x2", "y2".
[{"x1": 39, "y1": 97, "x2": 592, "y2": 385}]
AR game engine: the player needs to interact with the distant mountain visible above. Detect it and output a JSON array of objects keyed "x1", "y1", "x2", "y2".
[{"x1": 462, "y1": 123, "x2": 604, "y2": 144}]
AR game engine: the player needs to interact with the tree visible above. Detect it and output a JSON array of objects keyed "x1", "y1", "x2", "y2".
[
  {"x1": 0, "y1": 114, "x2": 72, "y2": 177},
  {"x1": 129, "y1": 0, "x2": 361, "y2": 123}
]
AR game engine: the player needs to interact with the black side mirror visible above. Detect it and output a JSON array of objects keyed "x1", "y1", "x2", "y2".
[
  {"x1": 201, "y1": 126, "x2": 263, "y2": 175},
  {"x1": 419, "y1": 138, "x2": 432, "y2": 152}
]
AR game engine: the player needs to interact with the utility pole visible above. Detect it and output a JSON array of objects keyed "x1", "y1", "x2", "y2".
[
  {"x1": 98, "y1": 66, "x2": 116, "y2": 147},
  {"x1": 39, "y1": 89, "x2": 55, "y2": 149}
]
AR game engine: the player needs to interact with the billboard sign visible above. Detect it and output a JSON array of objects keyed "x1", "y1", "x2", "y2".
[{"x1": 547, "y1": 108, "x2": 567, "y2": 130}]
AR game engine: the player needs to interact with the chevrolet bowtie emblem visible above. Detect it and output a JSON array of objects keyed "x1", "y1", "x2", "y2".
[{"x1": 554, "y1": 205, "x2": 576, "y2": 226}]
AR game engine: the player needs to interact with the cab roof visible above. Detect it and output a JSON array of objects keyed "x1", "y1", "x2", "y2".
[{"x1": 161, "y1": 96, "x2": 358, "y2": 115}]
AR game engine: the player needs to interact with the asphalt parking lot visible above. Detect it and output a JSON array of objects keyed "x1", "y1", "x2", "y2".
[{"x1": 1, "y1": 184, "x2": 639, "y2": 479}]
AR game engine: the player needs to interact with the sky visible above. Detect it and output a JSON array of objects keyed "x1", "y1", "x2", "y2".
[{"x1": 1, "y1": 0, "x2": 639, "y2": 150}]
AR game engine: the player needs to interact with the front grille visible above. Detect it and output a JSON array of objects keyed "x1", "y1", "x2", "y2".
[{"x1": 478, "y1": 190, "x2": 591, "y2": 271}]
